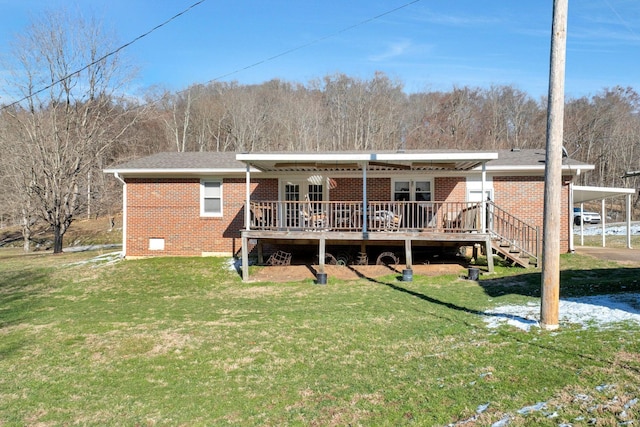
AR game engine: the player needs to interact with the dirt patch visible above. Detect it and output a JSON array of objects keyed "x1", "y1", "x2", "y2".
[
  {"x1": 576, "y1": 246, "x2": 640, "y2": 266},
  {"x1": 249, "y1": 263, "x2": 467, "y2": 283}
]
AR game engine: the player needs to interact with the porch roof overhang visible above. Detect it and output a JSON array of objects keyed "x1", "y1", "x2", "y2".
[
  {"x1": 572, "y1": 185, "x2": 636, "y2": 204},
  {"x1": 236, "y1": 151, "x2": 499, "y2": 172}
]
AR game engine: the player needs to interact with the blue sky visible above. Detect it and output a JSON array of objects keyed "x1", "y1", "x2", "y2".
[{"x1": 1, "y1": 0, "x2": 639, "y2": 99}]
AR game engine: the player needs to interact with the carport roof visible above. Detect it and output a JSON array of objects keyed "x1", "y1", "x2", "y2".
[{"x1": 573, "y1": 185, "x2": 635, "y2": 204}]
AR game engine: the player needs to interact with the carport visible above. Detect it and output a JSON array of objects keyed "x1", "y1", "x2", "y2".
[{"x1": 570, "y1": 184, "x2": 636, "y2": 250}]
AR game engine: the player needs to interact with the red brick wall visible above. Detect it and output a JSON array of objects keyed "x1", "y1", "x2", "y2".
[
  {"x1": 434, "y1": 177, "x2": 466, "y2": 202},
  {"x1": 125, "y1": 177, "x2": 277, "y2": 257},
  {"x1": 493, "y1": 176, "x2": 571, "y2": 252},
  {"x1": 330, "y1": 177, "x2": 390, "y2": 201},
  {"x1": 125, "y1": 174, "x2": 571, "y2": 257}
]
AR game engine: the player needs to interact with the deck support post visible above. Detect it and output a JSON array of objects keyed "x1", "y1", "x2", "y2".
[
  {"x1": 317, "y1": 236, "x2": 327, "y2": 284},
  {"x1": 403, "y1": 239, "x2": 413, "y2": 282},
  {"x1": 361, "y1": 162, "x2": 368, "y2": 234},
  {"x1": 484, "y1": 236, "x2": 494, "y2": 274},
  {"x1": 241, "y1": 234, "x2": 249, "y2": 282},
  {"x1": 245, "y1": 164, "x2": 251, "y2": 231},
  {"x1": 257, "y1": 240, "x2": 264, "y2": 265}
]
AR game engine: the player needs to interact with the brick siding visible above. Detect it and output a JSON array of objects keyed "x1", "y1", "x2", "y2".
[
  {"x1": 125, "y1": 174, "x2": 571, "y2": 257},
  {"x1": 493, "y1": 176, "x2": 571, "y2": 252},
  {"x1": 125, "y1": 177, "x2": 277, "y2": 257}
]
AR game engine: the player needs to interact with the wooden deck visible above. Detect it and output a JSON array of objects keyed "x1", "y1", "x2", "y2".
[{"x1": 240, "y1": 201, "x2": 505, "y2": 282}]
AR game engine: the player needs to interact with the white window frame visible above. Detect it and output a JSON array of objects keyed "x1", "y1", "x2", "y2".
[
  {"x1": 200, "y1": 178, "x2": 223, "y2": 217},
  {"x1": 391, "y1": 178, "x2": 434, "y2": 202}
]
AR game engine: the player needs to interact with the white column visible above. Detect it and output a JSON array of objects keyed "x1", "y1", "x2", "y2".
[
  {"x1": 481, "y1": 162, "x2": 487, "y2": 232},
  {"x1": 580, "y1": 203, "x2": 584, "y2": 246},
  {"x1": 568, "y1": 182, "x2": 574, "y2": 252},
  {"x1": 601, "y1": 199, "x2": 606, "y2": 248},
  {"x1": 114, "y1": 173, "x2": 127, "y2": 257},
  {"x1": 362, "y1": 163, "x2": 368, "y2": 234},
  {"x1": 627, "y1": 194, "x2": 632, "y2": 249},
  {"x1": 245, "y1": 164, "x2": 251, "y2": 230}
]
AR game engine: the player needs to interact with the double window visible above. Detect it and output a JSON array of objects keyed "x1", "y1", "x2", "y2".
[
  {"x1": 393, "y1": 180, "x2": 432, "y2": 202},
  {"x1": 200, "y1": 179, "x2": 222, "y2": 217}
]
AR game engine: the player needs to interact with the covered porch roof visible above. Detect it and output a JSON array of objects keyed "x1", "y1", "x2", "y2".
[
  {"x1": 570, "y1": 184, "x2": 637, "y2": 251},
  {"x1": 236, "y1": 150, "x2": 499, "y2": 172},
  {"x1": 573, "y1": 185, "x2": 635, "y2": 204}
]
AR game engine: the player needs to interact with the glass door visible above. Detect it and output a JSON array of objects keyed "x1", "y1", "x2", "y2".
[{"x1": 284, "y1": 183, "x2": 300, "y2": 228}]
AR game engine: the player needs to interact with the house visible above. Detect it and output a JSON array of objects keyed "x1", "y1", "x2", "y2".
[{"x1": 104, "y1": 149, "x2": 594, "y2": 282}]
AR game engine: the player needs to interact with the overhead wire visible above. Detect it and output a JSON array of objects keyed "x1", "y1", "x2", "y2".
[
  {"x1": 1, "y1": 0, "x2": 208, "y2": 111},
  {"x1": 209, "y1": 0, "x2": 423, "y2": 83},
  {"x1": 2, "y1": 0, "x2": 423, "y2": 111}
]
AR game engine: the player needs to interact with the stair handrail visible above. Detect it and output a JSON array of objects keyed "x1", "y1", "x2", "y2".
[{"x1": 487, "y1": 201, "x2": 539, "y2": 265}]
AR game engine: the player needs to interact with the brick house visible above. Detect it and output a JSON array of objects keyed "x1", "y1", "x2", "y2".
[{"x1": 105, "y1": 149, "x2": 593, "y2": 281}]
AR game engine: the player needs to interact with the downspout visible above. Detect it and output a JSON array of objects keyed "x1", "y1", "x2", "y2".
[{"x1": 114, "y1": 172, "x2": 127, "y2": 257}]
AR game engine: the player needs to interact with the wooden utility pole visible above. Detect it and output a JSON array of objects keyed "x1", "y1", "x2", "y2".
[{"x1": 541, "y1": 0, "x2": 569, "y2": 330}]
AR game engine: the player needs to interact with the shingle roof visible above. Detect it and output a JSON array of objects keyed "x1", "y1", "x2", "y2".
[
  {"x1": 104, "y1": 149, "x2": 592, "y2": 174},
  {"x1": 105, "y1": 151, "x2": 245, "y2": 171},
  {"x1": 490, "y1": 149, "x2": 590, "y2": 168}
]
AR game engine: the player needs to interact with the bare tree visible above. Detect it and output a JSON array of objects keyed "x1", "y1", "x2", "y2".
[{"x1": 1, "y1": 9, "x2": 138, "y2": 253}]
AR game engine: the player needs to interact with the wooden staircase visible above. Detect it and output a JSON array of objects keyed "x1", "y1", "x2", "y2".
[{"x1": 487, "y1": 202, "x2": 540, "y2": 268}]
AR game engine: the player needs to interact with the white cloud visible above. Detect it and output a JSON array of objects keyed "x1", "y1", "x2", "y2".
[{"x1": 368, "y1": 39, "x2": 413, "y2": 62}]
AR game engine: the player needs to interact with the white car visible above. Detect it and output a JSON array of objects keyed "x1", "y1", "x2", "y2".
[{"x1": 573, "y1": 207, "x2": 601, "y2": 225}]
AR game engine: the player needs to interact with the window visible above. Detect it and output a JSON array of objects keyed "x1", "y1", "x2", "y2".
[
  {"x1": 393, "y1": 179, "x2": 432, "y2": 201},
  {"x1": 201, "y1": 179, "x2": 222, "y2": 217}
]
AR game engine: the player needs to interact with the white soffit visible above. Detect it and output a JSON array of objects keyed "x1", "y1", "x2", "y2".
[
  {"x1": 573, "y1": 185, "x2": 635, "y2": 204},
  {"x1": 236, "y1": 152, "x2": 499, "y2": 172}
]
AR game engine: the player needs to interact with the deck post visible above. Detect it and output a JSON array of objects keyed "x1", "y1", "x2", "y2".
[
  {"x1": 317, "y1": 236, "x2": 327, "y2": 284},
  {"x1": 241, "y1": 234, "x2": 249, "y2": 282},
  {"x1": 257, "y1": 240, "x2": 264, "y2": 264},
  {"x1": 404, "y1": 239, "x2": 413, "y2": 269},
  {"x1": 403, "y1": 239, "x2": 413, "y2": 282},
  {"x1": 481, "y1": 162, "x2": 487, "y2": 232},
  {"x1": 362, "y1": 162, "x2": 368, "y2": 234},
  {"x1": 484, "y1": 236, "x2": 494, "y2": 273},
  {"x1": 245, "y1": 164, "x2": 251, "y2": 231}
]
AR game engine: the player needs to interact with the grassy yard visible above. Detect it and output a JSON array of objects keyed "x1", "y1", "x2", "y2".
[{"x1": 1, "y1": 248, "x2": 639, "y2": 426}]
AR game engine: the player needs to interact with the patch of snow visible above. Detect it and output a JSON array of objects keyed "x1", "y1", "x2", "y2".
[
  {"x1": 226, "y1": 257, "x2": 257, "y2": 273},
  {"x1": 517, "y1": 402, "x2": 546, "y2": 415},
  {"x1": 491, "y1": 415, "x2": 510, "y2": 427},
  {"x1": 66, "y1": 251, "x2": 123, "y2": 267},
  {"x1": 574, "y1": 222, "x2": 640, "y2": 236},
  {"x1": 484, "y1": 293, "x2": 640, "y2": 331},
  {"x1": 476, "y1": 403, "x2": 490, "y2": 414},
  {"x1": 62, "y1": 244, "x2": 122, "y2": 253}
]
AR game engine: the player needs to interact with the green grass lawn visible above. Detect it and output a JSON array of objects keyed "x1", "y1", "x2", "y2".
[{"x1": 1, "y1": 248, "x2": 639, "y2": 426}]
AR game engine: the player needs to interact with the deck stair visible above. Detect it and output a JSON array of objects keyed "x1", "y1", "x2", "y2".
[{"x1": 487, "y1": 202, "x2": 540, "y2": 268}]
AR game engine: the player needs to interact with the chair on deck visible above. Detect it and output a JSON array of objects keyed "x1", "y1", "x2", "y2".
[
  {"x1": 300, "y1": 201, "x2": 328, "y2": 230},
  {"x1": 371, "y1": 210, "x2": 402, "y2": 231},
  {"x1": 250, "y1": 202, "x2": 271, "y2": 228}
]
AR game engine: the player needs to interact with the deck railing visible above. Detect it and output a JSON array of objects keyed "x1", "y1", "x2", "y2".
[
  {"x1": 486, "y1": 201, "x2": 540, "y2": 264},
  {"x1": 248, "y1": 200, "x2": 483, "y2": 233}
]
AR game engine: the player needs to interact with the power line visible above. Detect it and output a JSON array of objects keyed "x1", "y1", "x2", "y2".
[
  {"x1": 2, "y1": 0, "x2": 208, "y2": 111},
  {"x1": 3, "y1": 0, "x2": 424, "y2": 111},
  {"x1": 602, "y1": 0, "x2": 640, "y2": 41},
  {"x1": 209, "y1": 0, "x2": 424, "y2": 83}
]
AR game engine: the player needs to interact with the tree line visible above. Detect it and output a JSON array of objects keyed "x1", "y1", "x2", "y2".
[{"x1": 1, "y1": 12, "x2": 639, "y2": 252}]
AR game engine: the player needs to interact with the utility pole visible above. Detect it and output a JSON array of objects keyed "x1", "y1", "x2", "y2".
[{"x1": 541, "y1": 0, "x2": 569, "y2": 330}]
